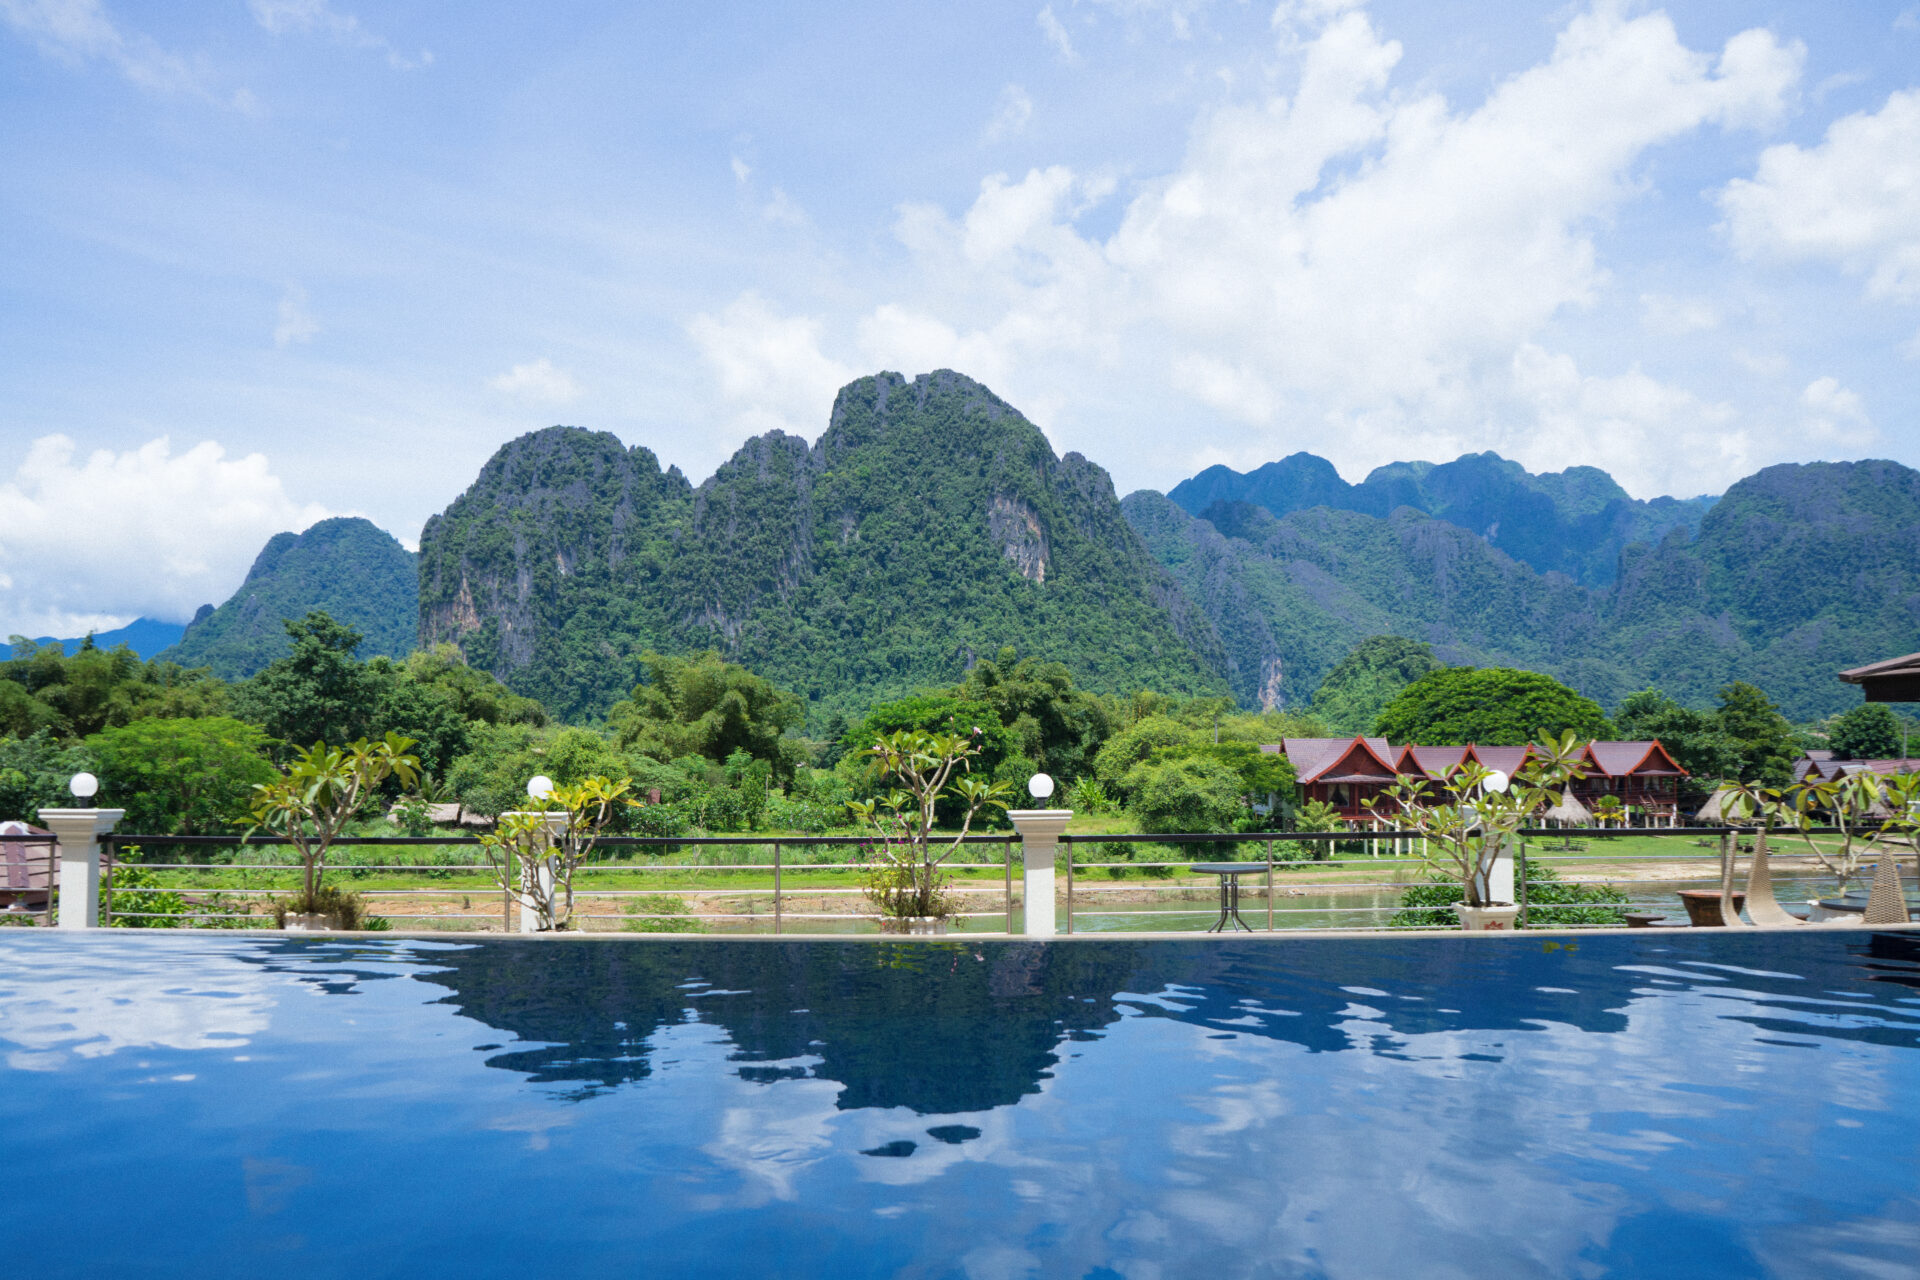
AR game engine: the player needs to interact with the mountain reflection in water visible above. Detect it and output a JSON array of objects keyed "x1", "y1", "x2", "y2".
[{"x1": 404, "y1": 934, "x2": 1920, "y2": 1112}]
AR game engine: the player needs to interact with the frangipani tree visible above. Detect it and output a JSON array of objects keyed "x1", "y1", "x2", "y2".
[
  {"x1": 1776, "y1": 770, "x2": 1905, "y2": 896},
  {"x1": 249, "y1": 732, "x2": 420, "y2": 909},
  {"x1": 477, "y1": 775, "x2": 634, "y2": 931},
  {"x1": 847, "y1": 729, "x2": 1012, "y2": 925},
  {"x1": 1366, "y1": 731, "x2": 1586, "y2": 908}
]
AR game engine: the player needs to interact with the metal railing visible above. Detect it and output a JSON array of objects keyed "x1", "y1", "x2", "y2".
[{"x1": 62, "y1": 825, "x2": 1903, "y2": 934}]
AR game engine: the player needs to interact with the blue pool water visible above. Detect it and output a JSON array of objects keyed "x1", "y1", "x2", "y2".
[{"x1": 4, "y1": 930, "x2": 1919, "y2": 1278}]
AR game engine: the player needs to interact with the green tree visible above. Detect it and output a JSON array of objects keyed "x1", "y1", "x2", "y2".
[
  {"x1": 1123, "y1": 754, "x2": 1246, "y2": 834},
  {"x1": 607, "y1": 651, "x2": 806, "y2": 782},
  {"x1": 1092, "y1": 715, "x2": 1191, "y2": 796},
  {"x1": 956, "y1": 649, "x2": 1116, "y2": 783},
  {"x1": 1713, "y1": 681, "x2": 1800, "y2": 787},
  {"x1": 1613, "y1": 688, "x2": 1743, "y2": 803},
  {"x1": 1372, "y1": 667, "x2": 1612, "y2": 745},
  {"x1": 1310, "y1": 636, "x2": 1441, "y2": 735},
  {"x1": 446, "y1": 724, "x2": 631, "y2": 820},
  {"x1": 1828, "y1": 702, "x2": 1903, "y2": 760},
  {"x1": 1, "y1": 639, "x2": 226, "y2": 738},
  {"x1": 230, "y1": 612, "x2": 383, "y2": 749},
  {"x1": 845, "y1": 694, "x2": 1018, "y2": 787},
  {"x1": 0, "y1": 731, "x2": 94, "y2": 823},
  {"x1": 85, "y1": 716, "x2": 278, "y2": 835}
]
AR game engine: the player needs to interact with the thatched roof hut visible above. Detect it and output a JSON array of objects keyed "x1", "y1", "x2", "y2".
[
  {"x1": 1542, "y1": 790, "x2": 1591, "y2": 827},
  {"x1": 1695, "y1": 786, "x2": 1736, "y2": 823}
]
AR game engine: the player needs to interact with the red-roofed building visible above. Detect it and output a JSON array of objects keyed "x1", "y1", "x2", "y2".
[
  {"x1": 1273, "y1": 736, "x2": 1400, "y2": 822},
  {"x1": 1572, "y1": 741, "x2": 1688, "y2": 824},
  {"x1": 1392, "y1": 744, "x2": 1475, "y2": 782}
]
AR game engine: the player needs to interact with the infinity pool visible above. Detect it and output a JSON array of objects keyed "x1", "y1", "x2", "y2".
[{"x1": 4, "y1": 930, "x2": 1919, "y2": 1277}]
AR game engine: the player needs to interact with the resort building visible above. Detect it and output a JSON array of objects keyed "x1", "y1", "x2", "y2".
[
  {"x1": 1263, "y1": 737, "x2": 1690, "y2": 826},
  {"x1": 1793, "y1": 750, "x2": 1918, "y2": 785}
]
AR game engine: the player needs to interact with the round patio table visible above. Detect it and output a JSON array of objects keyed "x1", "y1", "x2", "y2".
[{"x1": 1190, "y1": 863, "x2": 1263, "y2": 933}]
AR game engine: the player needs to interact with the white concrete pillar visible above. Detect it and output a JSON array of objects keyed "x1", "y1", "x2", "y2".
[
  {"x1": 40, "y1": 809, "x2": 125, "y2": 930},
  {"x1": 1486, "y1": 837, "x2": 1515, "y2": 906},
  {"x1": 503, "y1": 811, "x2": 569, "y2": 932},
  {"x1": 1007, "y1": 810, "x2": 1071, "y2": 937}
]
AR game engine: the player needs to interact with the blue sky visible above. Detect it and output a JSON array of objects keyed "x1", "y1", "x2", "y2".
[{"x1": 2, "y1": 0, "x2": 1918, "y2": 637}]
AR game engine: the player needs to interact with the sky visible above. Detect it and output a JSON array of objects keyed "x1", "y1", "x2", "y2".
[{"x1": 2, "y1": 0, "x2": 1918, "y2": 638}]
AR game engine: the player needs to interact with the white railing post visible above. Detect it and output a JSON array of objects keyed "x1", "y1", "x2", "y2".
[
  {"x1": 1007, "y1": 809, "x2": 1072, "y2": 937},
  {"x1": 40, "y1": 809, "x2": 125, "y2": 930}
]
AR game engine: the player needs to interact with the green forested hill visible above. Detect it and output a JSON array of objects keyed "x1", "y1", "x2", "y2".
[
  {"x1": 158, "y1": 517, "x2": 418, "y2": 679},
  {"x1": 1169, "y1": 450, "x2": 1716, "y2": 588},
  {"x1": 420, "y1": 371, "x2": 1227, "y2": 722},
  {"x1": 1132, "y1": 458, "x2": 1920, "y2": 720}
]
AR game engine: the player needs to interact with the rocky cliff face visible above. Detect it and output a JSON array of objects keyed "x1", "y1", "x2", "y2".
[{"x1": 420, "y1": 371, "x2": 1228, "y2": 722}]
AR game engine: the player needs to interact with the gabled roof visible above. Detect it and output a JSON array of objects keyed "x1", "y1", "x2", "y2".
[
  {"x1": 1279, "y1": 736, "x2": 1397, "y2": 785},
  {"x1": 1472, "y1": 745, "x2": 1535, "y2": 776},
  {"x1": 1587, "y1": 740, "x2": 1687, "y2": 778},
  {"x1": 1394, "y1": 744, "x2": 1473, "y2": 780}
]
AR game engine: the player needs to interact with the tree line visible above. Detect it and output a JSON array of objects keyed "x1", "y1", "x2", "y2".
[{"x1": 2, "y1": 621, "x2": 1903, "y2": 839}]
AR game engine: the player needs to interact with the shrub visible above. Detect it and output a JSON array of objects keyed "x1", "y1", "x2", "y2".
[
  {"x1": 622, "y1": 893, "x2": 704, "y2": 933},
  {"x1": 109, "y1": 864, "x2": 187, "y2": 928},
  {"x1": 1388, "y1": 864, "x2": 1628, "y2": 928},
  {"x1": 273, "y1": 883, "x2": 374, "y2": 930}
]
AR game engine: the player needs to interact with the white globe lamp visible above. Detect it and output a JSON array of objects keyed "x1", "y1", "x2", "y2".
[
  {"x1": 526, "y1": 775, "x2": 555, "y2": 801},
  {"x1": 1027, "y1": 773, "x2": 1055, "y2": 802},
  {"x1": 68, "y1": 772, "x2": 99, "y2": 802},
  {"x1": 1483, "y1": 771, "x2": 1510, "y2": 795}
]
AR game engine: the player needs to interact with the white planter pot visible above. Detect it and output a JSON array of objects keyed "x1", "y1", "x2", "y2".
[
  {"x1": 283, "y1": 912, "x2": 332, "y2": 932},
  {"x1": 1454, "y1": 904, "x2": 1521, "y2": 932},
  {"x1": 881, "y1": 916, "x2": 949, "y2": 936}
]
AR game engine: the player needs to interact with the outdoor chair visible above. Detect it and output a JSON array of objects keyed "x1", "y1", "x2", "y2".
[{"x1": 1739, "y1": 832, "x2": 1805, "y2": 927}]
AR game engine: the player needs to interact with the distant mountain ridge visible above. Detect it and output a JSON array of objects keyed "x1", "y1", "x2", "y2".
[
  {"x1": 1169, "y1": 451, "x2": 1717, "y2": 587},
  {"x1": 419, "y1": 371, "x2": 1226, "y2": 722},
  {"x1": 84, "y1": 375, "x2": 1913, "y2": 727},
  {"x1": 158, "y1": 516, "x2": 419, "y2": 679},
  {"x1": 28, "y1": 617, "x2": 185, "y2": 659},
  {"x1": 1131, "y1": 458, "x2": 1920, "y2": 720}
]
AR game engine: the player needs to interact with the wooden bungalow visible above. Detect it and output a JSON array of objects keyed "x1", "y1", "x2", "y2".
[
  {"x1": 1572, "y1": 741, "x2": 1688, "y2": 825},
  {"x1": 1273, "y1": 737, "x2": 1400, "y2": 823}
]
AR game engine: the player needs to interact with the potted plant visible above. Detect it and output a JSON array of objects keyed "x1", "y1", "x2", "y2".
[
  {"x1": 249, "y1": 733, "x2": 420, "y2": 931},
  {"x1": 1368, "y1": 731, "x2": 1585, "y2": 931},
  {"x1": 847, "y1": 730, "x2": 1012, "y2": 935},
  {"x1": 477, "y1": 775, "x2": 633, "y2": 931}
]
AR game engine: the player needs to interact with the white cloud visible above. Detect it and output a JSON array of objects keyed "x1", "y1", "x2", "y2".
[
  {"x1": 247, "y1": 0, "x2": 428, "y2": 71},
  {"x1": 1720, "y1": 88, "x2": 1920, "y2": 301},
  {"x1": 730, "y1": 155, "x2": 752, "y2": 184},
  {"x1": 687, "y1": 293, "x2": 855, "y2": 438},
  {"x1": 1037, "y1": 5, "x2": 1077, "y2": 63},
  {"x1": 1639, "y1": 293, "x2": 1720, "y2": 336},
  {"x1": 0, "y1": 435, "x2": 334, "y2": 637},
  {"x1": 486, "y1": 358, "x2": 581, "y2": 406},
  {"x1": 985, "y1": 84, "x2": 1034, "y2": 143},
  {"x1": 820, "y1": 4, "x2": 1803, "y2": 496},
  {"x1": 762, "y1": 187, "x2": 807, "y2": 227},
  {"x1": 0, "y1": 0, "x2": 208, "y2": 95},
  {"x1": 1799, "y1": 375, "x2": 1875, "y2": 446},
  {"x1": 273, "y1": 282, "x2": 318, "y2": 347}
]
